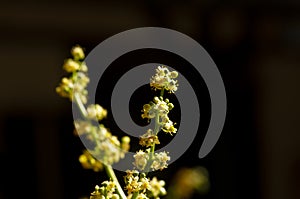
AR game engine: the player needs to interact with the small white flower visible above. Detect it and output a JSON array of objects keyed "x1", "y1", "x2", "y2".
[
  {"x1": 150, "y1": 66, "x2": 179, "y2": 93},
  {"x1": 151, "y1": 151, "x2": 170, "y2": 171},
  {"x1": 133, "y1": 150, "x2": 149, "y2": 170}
]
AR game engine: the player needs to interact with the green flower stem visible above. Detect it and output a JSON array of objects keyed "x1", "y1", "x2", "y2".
[
  {"x1": 150, "y1": 112, "x2": 160, "y2": 153},
  {"x1": 74, "y1": 92, "x2": 127, "y2": 199},
  {"x1": 160, "y1": 88, "x2": 165, "y2": 97},
  {"x1": 105, "y1": 165, "x2": 127, "y2": 199},
  {"x1": 132, "y1": 191, "x2": 139, "y2": 199},
  {"x1": 74, "y1": 93, "x2": 88, "y2": 117},
  {"x1": 145, "y1": 88, "x2": 165, "y2": 173},
  {"x1": 152, "y1": 88, "x2": 165, "y2": 153}
]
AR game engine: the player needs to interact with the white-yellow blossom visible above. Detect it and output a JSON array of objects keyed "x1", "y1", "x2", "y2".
[
  {"x1": 151, "y1": 151, "x2": 170, "y2": 171},
  {"x1": 150, "y1": 65, "x2": 178, "y2": 93},
  {"x1": 133, "y1": 150, "x2": 149, "y2": 170}
]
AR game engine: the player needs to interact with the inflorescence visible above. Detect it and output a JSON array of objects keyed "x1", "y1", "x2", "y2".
[{"x1": 56, "y1": 46, "x2": 179, "y2": 199}]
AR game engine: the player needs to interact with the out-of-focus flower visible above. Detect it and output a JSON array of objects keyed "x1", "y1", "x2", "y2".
[
  {"x1": 149, "y1": 177, "x2": 166, "y2": 199},
  {"x1": 111, "y1": 194, "x2": 119, "y2": 199},
  {"x1": 136, "y1": 193, "x2": 148, "y2": 199},
  {"x1": 121, "y1": 136, "x2": 131, "y2": 151},
  {"x1": 97, "y1": 127, "x2": 127, "y2": 165},
  {"x1": 56, "y1": 72, "x2": 89, "y2": 104},
  {"x1": 71, "y1": 45, "x2": 85, "y2": 60},
  {"x1": 77, "y1": 124, "x2": 130, "y2": 166},
  {"x1": 166, "y1": 166, "x2": 210, "y2": 199},
  {"x1": 79, "y1": 150, "x2": 103, "y2": 172},
  {"x1": 80, "y1": 62, "x2": 88, "y2": 72},
  {"x1": 63, "y1": 58, "x2": 80, "y2": 72},
  {"x1": 74, "y1": 120, "x2": 92, "y2": 136},
  {"x1": 56, "y1": 77, "x2": 74, "y2": 99},
  {"x1": 86, "y1": 104, "x2": 108, "y2": 121}
]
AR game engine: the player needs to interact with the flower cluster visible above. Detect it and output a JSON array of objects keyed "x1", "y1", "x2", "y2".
[
  {"x1": 166, "y1": 166, "x2": 210, "y2": 199},
  {"x1": 139, "y1": 129, "x2": 160, "y2": 148},
  {"x1": 56, "y1": 46, "x2": 130, "y2": 166},
  {"x1": 56, "y1": 46, "x2": 182, "y2": 199},
  {"x1": 150, "y1": 66, "x2": 178, "y2": 93},
  {"x1": 79, "y1": 149, "x2": 103, "y2": 172},
  {"x1": 133, "y1": 150, "x2": 170, "y2": 172},
  {"x1": 86, "y1": 104, "x2": 108, "y2": 121},
  {"x1": 141, "y1": 97, "x2": 177, "y2": 135},
  {"x1": 128, "y1": 66, "x2": 178, "y2": 196},
  {"x1": 56, "y1": 46, "x2": 89, "y2": 104},
  {"x1": 75, "y1": 120, "x2": 130, "y2": 165},
  {"x1": 124, "y1": 170, "x2": 166, "y2": 199},
  {"x1": 150, "y1": 152, "x2": 170, "y2": 171},
  {"x1": 90, "y1": 180, "x2": 120, "y2": 199}
]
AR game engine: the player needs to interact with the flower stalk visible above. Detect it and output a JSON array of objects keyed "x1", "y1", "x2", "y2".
[
  {"x1": 105, "y1": 165, "x2": 127, "y2": 199},
  {"x1": 57, "y1": 46, "x2": 177, "y2": 199},
  {"x1": 74, "y1": 90, "x2": 127, "y2": 199}
]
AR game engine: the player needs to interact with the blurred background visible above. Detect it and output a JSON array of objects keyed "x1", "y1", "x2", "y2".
[{"x1": 0, "y1": 0, "x2": 299, "y2": 199}]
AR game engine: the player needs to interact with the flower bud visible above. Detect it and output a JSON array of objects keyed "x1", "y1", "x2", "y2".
[
  {"x1": 122, "y1": 136, "x2": 130, "y2": 144},
  {"x1": 170, "y1": 71, "x2": 178, "y2": 78},
  {"x1": 63, "y1": 59, "x2": 80, "y2": 72},
  {"x1": 71, "y1": 45, "x2": 85, "y2": 60},
  {"x1": 111, "y1": 194, "x2": 119, "y2": 199}
]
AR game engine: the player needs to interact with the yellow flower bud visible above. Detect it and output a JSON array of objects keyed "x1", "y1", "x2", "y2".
[
  {"x1": 143, "y1": 104, "x2": 151, "y2": 111},
  {"x1": 111, "y1": 194, "x2": 119, "y2": 199},
  {"x1": 90, "y1": 185, "x2": 102, "y2": 199},
  {"x1": 168, "y1": 103, "x2": 174, "y2": 110},
  {"x1": 63, "y1": 59, "x2": 80, "y2": 72},
  {"x1": 80, "y1": 62, "x2": 88, "y2": 72},
  {"x1": 170, "y1": 71, "x2": 178, "y2": 78},
  {"x1": 122, "y1": 136, "x2": 130, "y2": 144},
  {"x1": 71, "y1": 45, "x2": 85, "y2": 60}
]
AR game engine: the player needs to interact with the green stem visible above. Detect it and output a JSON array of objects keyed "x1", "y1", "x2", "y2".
[
  {"x1": 132, "y1": 191, "x2": 139, "y2": 199},
  {"x1": 74, "y1": 93, "x2": 88, "y2": 117},
  {"x1": 150, "y1": 112, "x2": 160, "y2": 155},
  {"x1": 145, "y1": 88, "x2": 164, "y2": 173},
  {"x1": 74, "y1": 92, "x2": 127, "y2": 199},
  {"x1": 105, "y1": 165, "x2": 127, "y2": 199},
  {"x1": 160, "y1": 88, "x2": 165, "y2": 97}
]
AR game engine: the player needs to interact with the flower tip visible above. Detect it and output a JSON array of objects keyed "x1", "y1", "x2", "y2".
[
  {"x1": 71, "y1": 45, "x2": 85, "y2": 60},
  {"x1": 122, "y1": 136, "x2": 130, "y2": 144}
]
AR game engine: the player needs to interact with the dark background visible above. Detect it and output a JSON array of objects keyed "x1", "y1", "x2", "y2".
[{"x1": 0, "y1": 1, "x2": 299, "y2": 199}]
